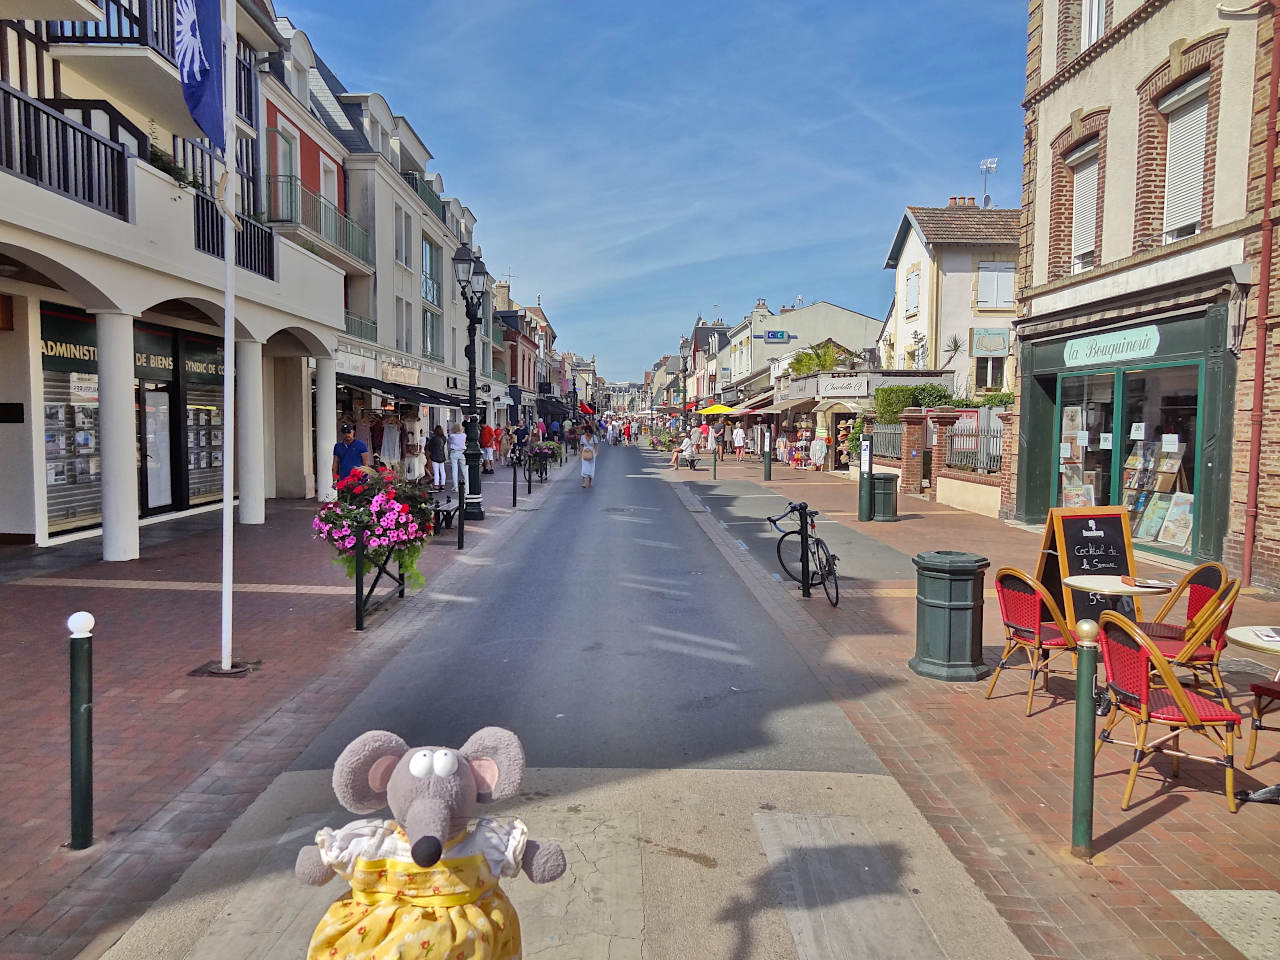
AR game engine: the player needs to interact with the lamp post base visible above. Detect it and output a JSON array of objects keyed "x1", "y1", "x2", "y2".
[{"x1": 464, "y1": 494, "x2": 485, "y2": 521}]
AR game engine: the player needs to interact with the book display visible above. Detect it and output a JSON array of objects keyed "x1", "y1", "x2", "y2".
[{"x1": 1121, "y1": 436, "x2": 1192, "y2": 553}]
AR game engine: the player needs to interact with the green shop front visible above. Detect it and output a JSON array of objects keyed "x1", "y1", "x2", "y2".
[
  {"x1": 1015, "y1": 304, "x2": 1233, "y2": 561},
  {"x1": 40, "y1": 302, "x2": 227, "y2": 534}
]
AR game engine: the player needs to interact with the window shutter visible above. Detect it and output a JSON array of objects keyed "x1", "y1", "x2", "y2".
[
  {"x1": 1071, "y1": 155, "x2": 1098, "y2": 258},
  {"x1": 995, "y1": 263, "x2": 1015, "y2": 308},
  {"x1": 905, "y1": 271, "x2": 919, "y2": 312},
  {"x1": 977, "y1": 264, "x2": 997, "y2": 307},
  {"x1": 1163, "y1": 93, "x2": 1208, "y2": 235}
]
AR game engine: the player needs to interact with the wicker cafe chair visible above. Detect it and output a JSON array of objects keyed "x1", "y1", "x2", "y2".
[
  {"x1": 1137, "y1": 562, "x2": 1228, "y2": 644},
  {"x1": 1148, "y1": 579, "x2": 1240, "y2": 717},
  {"x1": 1095, "y1": 612, "x2": 1242, "y2": 812},
  {"x1": 986, "y1": 568, "x2": 1079, "y2": 716}
]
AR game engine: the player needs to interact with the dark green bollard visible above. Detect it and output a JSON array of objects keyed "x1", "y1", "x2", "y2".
[
  {"x1": 67, "y1": 611, "x2": 94, "y2": 849},
  {"x1": 457, "y1": 474, "x2": 465, "y2": 550},
  {"x1": 712, "y1": 443, "x2": 717, "y2": 479},
  {"x1": 512, "y1": 458, "x2": 518, "y2": 507},
  {"x1": 872, "y1": 473, "x2": 899, "y2": 522},
  {"x1": 858, "y1": 435, "x2": 873, "y2": 522},
  {"x1": 908, "y1": 551, "x2": 991, "y2": 682},
  {"x1": 763, "y1": 433, "x2": 772, "y2": 482},
  {"x1": 1071, "y1": 624, "x2": 1101, "y2": 860}
]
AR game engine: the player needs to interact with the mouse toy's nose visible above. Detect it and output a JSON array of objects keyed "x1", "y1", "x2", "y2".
[{"x1": 411, "y1": 835, "x2": 443, "y2": 867}]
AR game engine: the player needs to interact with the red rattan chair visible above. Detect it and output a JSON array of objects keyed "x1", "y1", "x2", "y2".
[
  {"x1": 986, "y1": 568, "x2": 1078, "y2": 715},
  {"x1": 1244, "y1": 681, "x2": 1280, "y2": 769},
  {"x1": 1096, "y1": 612, "x2": 1242, "y2": 812},
  {"x1": 1137, "y1": 562, "x2": 1227, "y2": 644},
  {"x1": 1148, "y1": 579, "x2": 1240, "y2": 715}
]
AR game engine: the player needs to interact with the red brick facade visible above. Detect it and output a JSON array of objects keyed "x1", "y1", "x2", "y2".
[
  {"x1": 1047, "y1": 109, "x2": 1109, "y2": 282},
  {"x1": 899, "y1": 410, "x2": 927, "y2": 495},
  {"x1": 1132, "y1": 33, "x2": 1225, "y2": 254},
  {"x1": 1055, "y1": 0, "x2": 1115, "y2": 74},
  {"x1": 927, "y1": 408, "x2": 960, "y2": 501}
]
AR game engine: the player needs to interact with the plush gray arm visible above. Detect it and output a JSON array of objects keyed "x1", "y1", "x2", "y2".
[
  {"x1": 295, "y1": 845, "x2": 335, "y2": 886},
  {"x1": 521, "y1": 838, "x2": 567, "y2": 884}
]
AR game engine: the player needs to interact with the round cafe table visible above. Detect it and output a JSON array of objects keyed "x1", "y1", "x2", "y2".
[
  {"x1": 1063, "y1": 575, "x2": 1174, "y2": 713},
  {"x1": 1225, "y1": 626, "x2": 1280, "y2": 681}
]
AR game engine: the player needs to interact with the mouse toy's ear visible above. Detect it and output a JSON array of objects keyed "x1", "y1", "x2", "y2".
[
  {"x1": 332, "y1": 731, "x2": 408, "y2": 814},
  {"x1": 459, "y1": 727, "x2": 525, "y2": 802}
]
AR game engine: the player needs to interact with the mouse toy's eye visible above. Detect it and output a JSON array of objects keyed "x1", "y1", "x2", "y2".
[
  {"x1": 433, "y1": 750, "x2": 459, "y2": 777},
  {"x1": 409, "y1": 750, "x2": 435, "y2": 778}
]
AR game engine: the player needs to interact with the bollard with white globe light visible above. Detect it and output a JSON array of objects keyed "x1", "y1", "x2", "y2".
[{"x1": 67, "y1": 611, "x2": 95, "y2": 849}]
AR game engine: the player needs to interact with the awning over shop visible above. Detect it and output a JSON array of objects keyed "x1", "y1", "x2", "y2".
[
  {"x1": 757, "y1": 397, "x2": 815, "y2": 414},
  {"x1": 813, "y1": 398, "x2": 862, "y2": 414},
  {"x1": 732, "y1": 389, "x2": 773, "y2": 413},
  {"x1": 337, "y1": 373, "x2": 465, "y2": 408}
]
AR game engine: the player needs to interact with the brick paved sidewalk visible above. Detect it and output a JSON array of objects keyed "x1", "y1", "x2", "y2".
[
  {"x1": 678, "y1": 453, "x2": 1280, "y2": 960},
  {"x1": 0, "y1": 466, "x2": 568, "y2": 960}
]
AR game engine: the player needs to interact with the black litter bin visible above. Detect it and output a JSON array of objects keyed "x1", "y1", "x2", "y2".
[
  {"x1": 871, "y1": 473, "x2": 899, "y2": 522},
  {"x1": 908, "y1": 550, "x2": 991, "y2": 682}
]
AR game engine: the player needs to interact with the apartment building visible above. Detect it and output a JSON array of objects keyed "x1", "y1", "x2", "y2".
[
  {"x1": 0, "y1": 0, "x2": 345, "y2": 559},
  {"x1": 1008, "y1": 0, "x2": 1274, "y2": 580},
  {"x1": 881, "y1": 200, "x2": 1020, "y2": 394}
]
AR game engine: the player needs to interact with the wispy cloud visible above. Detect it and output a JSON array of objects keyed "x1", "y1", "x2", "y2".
[{"x1": 281, "y1": 0, "x2": 1025, "y2": 380}]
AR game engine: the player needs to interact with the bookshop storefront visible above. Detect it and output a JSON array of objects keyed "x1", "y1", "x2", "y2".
[
  {"x1": 1016, "y1": 304, "x2": 1234, "y2": 561},
  {"x1": 40, "y1": 302, "x2": 226, "y2": 535}
]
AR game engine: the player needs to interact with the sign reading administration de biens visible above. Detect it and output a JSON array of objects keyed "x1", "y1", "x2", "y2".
[
  {"x1": 1064, "y1": 325, "x2": 1160, "y2": 367},
  {"x1": 40, "y1": 303, "x2": 223, "y2": 381}
]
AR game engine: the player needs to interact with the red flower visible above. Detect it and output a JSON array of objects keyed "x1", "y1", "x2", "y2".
[
  {"x1": 354, "y1": 485, "x2": 365, "y2": 494},
  {"x1": 348, "y1": 467, "x2": 363, "y2": 477},
  {"x1": 401, "y1": 504, "x2": 411, "y2": 513}
]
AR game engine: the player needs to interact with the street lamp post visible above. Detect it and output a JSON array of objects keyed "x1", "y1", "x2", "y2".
[{"x1": 452, "y1": 244, "x2": 488, "y2": 521}]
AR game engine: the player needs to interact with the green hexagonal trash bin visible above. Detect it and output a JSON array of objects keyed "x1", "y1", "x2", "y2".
[{"x1": 909, "y1": 550, "x2": 991, "y2": 682}]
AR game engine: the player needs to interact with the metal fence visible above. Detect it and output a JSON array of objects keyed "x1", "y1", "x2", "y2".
[
  {"x1": 946, "y1": 423, "x2": 1003, "y2": 473},
  {"x1": 872, "y1": 423, "x2": 904, "y2": 459}
]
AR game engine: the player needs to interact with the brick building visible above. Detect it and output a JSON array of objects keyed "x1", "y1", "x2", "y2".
[{"x1": 1005, "y1": 0, "x2": 1280, "y2": 586}]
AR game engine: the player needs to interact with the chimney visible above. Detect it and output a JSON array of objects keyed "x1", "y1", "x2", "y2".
[
  {"x1": 948, "y1": 196, "x2": 957, "y2": 206},
  {"x1": 968, "y1": 197, "x2": 976, "y2": 206}
]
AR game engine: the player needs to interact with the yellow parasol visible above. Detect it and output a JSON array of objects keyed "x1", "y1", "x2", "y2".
[{"x1": 695, "y1": 404, "x2": 735, "y2": 415}]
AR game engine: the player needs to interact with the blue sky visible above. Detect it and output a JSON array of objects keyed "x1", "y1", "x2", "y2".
[{"x1": 282, "y1": 0, "x2": 1028, "y2": 382}]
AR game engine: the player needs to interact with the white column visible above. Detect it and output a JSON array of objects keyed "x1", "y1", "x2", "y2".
[
  {"x1": 236, "y1": 339, "x2": 266, "y2": 524},
  {"x1": 94, "y1": 312, "x2": 139, "y2": 561},
  {"x1": 315, "y1": 356, "x2": 337, "y2": 502}
]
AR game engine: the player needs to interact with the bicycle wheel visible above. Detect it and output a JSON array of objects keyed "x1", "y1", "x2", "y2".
[
  {"x1": 815, "y1": 540, "x2": 839, "y2": 606},
  {"x1": 524, "y1": 458, "x2": 533, "y2": 484},
  {"x1": 776, "y1": 531, "x2": 804, "y2": 583}
]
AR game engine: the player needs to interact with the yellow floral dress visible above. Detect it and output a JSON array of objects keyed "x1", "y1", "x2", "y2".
[{"x1": 306, "y1": 817, "x2": 527, "y2": 960}]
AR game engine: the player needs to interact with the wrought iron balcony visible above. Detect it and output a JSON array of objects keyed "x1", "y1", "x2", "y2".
[
  {"x1": 47, "y1": 0, "x2": 176, "y2": 62},
  {"x1": 344, "y1": 310, "x2": 377, "y2": 342},
  {"x1": 0, "y1": 81, "x2": 130, "y2": 219},
  {"x1": 267, "y1": 174, "x2": 372, "y2": 266},
  {"x1": 402, "y1": 171, "x2": 446, "y2": 223},
  {"x1": 193, "y1": 191, "x2": 276, "y2": 280}
]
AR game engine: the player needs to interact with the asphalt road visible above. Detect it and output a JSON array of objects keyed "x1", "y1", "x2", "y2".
[{"x1": 293, "y1": 443, "x2": 882, "y2": 775}]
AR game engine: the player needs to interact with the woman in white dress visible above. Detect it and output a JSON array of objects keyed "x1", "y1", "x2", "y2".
[{"x1": 580, "y1": 425, "x2": 598, "y2": 489}]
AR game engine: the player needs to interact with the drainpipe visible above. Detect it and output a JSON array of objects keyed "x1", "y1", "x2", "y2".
[{"x1": 1243, "y1": 1, "x2": 1279, "y2": 587}]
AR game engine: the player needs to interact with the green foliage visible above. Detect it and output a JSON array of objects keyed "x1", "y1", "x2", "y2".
[
  {"x1": 974, "y1": 390, "x2": 1015, "y2": 408},
  {"x1": 913, "y1": 383, "x2": 955, "y2": 409},
  {"x1": 145, "y1": 146, "x2": 191, "y2": 186},
  {"x1": 788, "y1": 342, "x2": 852, "y2": 378},
  {"x1": 873, "y1": 385, "x2": 919, "y2": 424}
]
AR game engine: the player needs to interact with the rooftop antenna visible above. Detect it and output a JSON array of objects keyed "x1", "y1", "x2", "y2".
[
  {"x1": 979, "y1": 158, "x2": 998, "y2": 208},
  {"x1": 795, "y1": 293, "x2": 805, "y2": 307},
  {"x1": 502, "y1": 267, "x2": 519, "y2": 284}
]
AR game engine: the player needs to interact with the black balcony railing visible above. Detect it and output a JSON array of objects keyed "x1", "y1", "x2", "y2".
[
  {"x1": 0, "y1": 81, "x2": 130, "y2": 219},
  {"x1": 193, "y1": 191, "x2": 276, "y2": 280},
  {"x1": 47, "y1": 0, "x2": 178, "y2": 64}
]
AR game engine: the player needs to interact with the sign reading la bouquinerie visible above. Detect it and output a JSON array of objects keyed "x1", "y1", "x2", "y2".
[{"x1": 1064, "y1": 325, "x2": 1160, "y2": 367}]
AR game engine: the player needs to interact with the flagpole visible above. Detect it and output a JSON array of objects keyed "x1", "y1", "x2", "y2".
[{"x1": 219, "y1": 0, "x2": 238, "y2": 672}]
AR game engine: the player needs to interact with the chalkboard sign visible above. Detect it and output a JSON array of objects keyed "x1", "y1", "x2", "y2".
[{"x1": 1035, "y1": 507, "x2": 1140, "y2": 627}]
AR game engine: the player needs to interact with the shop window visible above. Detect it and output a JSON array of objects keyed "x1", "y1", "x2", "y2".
[
  {"x1": 1121, "y1": 366, "x2": 1197, "y2": 555},
  {"x1": 975, "y1": 356, "x2": 1004, "y2": 391},
  {"x1": 1057, "y1": 373, "x2": 1115, "y2": 510},
  {"x1": 1067, "y1": 138, "x2": 1099, "y2": 273},
  {"x1": 976, "y1": 262, "x2": 1015, "y2": 309}
]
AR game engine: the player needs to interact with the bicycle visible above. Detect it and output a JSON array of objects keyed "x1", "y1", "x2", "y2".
[{"x1": 766, "y1": 501, "x2": 839, "y2": 606}]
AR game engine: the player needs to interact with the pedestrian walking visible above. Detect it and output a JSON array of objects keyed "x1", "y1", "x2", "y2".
[
  {"x1": 448, "y1": 421, "x2": 467, "y2": 492},
  {"x1": 566, "y1": 421, "x2": 579, "y2": 454},
  {"x1": 712, "y1": 419, "x2": 725, "y2": 456},
  {"x1": 623, "y1": 420, "x2": 632, "y2": 445},
  {"x1": 332, "y1": 422, "x2": 371, "y2": 483},
  {"x1": 580, "y1": 424, "x2": 598, "y2": 489},
  {"x1": 550, "y1": 418, "x2": 560, "y2": 444},
  {"x1": 498, "y1": 426, "x2": 513, "y2": 466},
  {"x1": 480, "y1": 421, "x2": 496, "y2": 474},
  {"x1": 732, "y1": 422, "x2": 746, "y2": 462},
  {"x1": 427, "y1": 424, "x2": 448, "y2": 491},
  {"x1": 699, "y1": 420, "x2": 710, "y2": 452}
]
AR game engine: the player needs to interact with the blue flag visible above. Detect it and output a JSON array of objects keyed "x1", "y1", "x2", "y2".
[{"x1": 176, "y1": 0, "x2": 224, "y2": 152}]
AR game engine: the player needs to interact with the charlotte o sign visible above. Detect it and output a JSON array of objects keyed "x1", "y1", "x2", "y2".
[{"x1": 1064, "y1": 325, "x2": 1160, "y2": 367}]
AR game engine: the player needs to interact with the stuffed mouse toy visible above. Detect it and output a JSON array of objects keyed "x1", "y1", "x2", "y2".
[{"x1": 296, "y1": 727, "x2": 566, "y2": 960}]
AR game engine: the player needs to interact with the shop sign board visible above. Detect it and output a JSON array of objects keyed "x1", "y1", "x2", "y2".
[
  {"x1": 182, "y1": 335, "x2": 225, "y2": 383},
  {"x1": 971, "y1": 327, "x2": 1010, "y2": 357},
  {"x1": 817, "y1": 376, "x2": 870, "y2": 398},
  {"x1": 1064, "y1": 325, "x2": 1160, "y2": 367},
  {"x1": 335, "y1": 348, "x2": 376, "y2": 378},
  {"x1": 382, "y1": 361, "x2": 420, "y2": 386}
]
